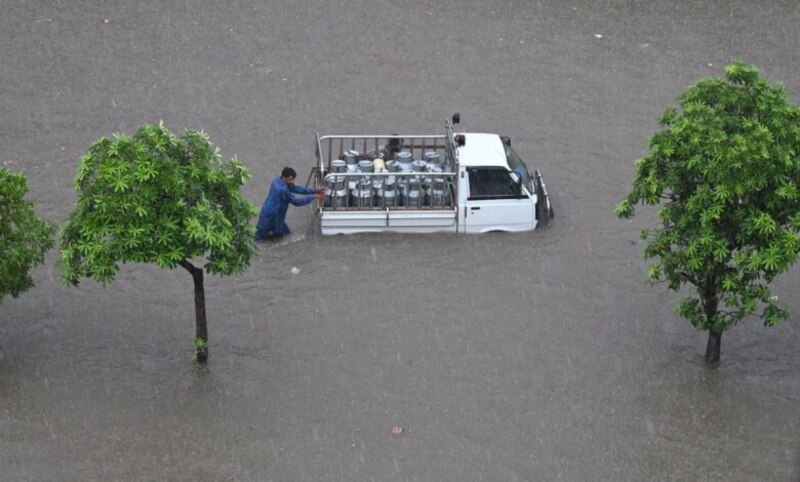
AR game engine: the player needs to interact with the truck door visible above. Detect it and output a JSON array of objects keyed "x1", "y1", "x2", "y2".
[{"x1": 464, "y1": 167, "x2": 535, "y2": 233}]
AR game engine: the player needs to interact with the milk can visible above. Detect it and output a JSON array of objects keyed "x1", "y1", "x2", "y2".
[
  {"x1": 325, "y1": 187, "x2": 348, "y2": 208},
  {"x1": 376, "y1": 187, "x2": 398, "y2": 207},
  {"x1": 325, "y1": 174, "x2": 347, "y2": 191},
  {"x1": 426, "y1": 177, "x2": 451, "y2": 207},
  {"x1": 401, "y1": 176, "x2": 423, "y2": 207},
  {"x1": 375, "y1": 176, "x2": 397, "y2": 207},
  {"x1": 424, "y1": 151, "x2": 441, "y2": 168},
  {"x1": 350, "y1": 178, "x2": 373, "y2": 207},
  {"x1": 331, "y1": 159, "x2": 346, "y2": 173},
  {"x1": 344, "y1": 150, "x2": 359, "y2": 165},
  {"x1": 358, "y1": 160, "x2": 374, "y2": 173},
  {"x1": 396, "y1": 151, "x2": 413, "y2": 171}
]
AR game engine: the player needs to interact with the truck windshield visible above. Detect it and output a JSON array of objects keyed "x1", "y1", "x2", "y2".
[
  {"x1": 468, "y1": 167, "x2": 521, "y2": 199},
  {"x1": 505, "y1": 146, "x2": 534, "y2": 194}
]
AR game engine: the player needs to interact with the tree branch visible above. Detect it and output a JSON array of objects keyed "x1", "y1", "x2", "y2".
[{"x1": 178, "y1": 259, "x2": 197, "y2": 274}]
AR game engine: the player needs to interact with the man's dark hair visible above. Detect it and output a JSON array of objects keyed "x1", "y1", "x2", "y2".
[{"x1": 281, "y1": 167, "x2": 297, "y2": 178}]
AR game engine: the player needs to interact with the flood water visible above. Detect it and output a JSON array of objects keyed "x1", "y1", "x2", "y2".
[{"x1": 2, "y1": 1, "x2": 799, "y2": 480}]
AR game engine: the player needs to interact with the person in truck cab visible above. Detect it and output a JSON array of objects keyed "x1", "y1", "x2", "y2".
[{"x1": 254, "y1": 167, "x2": 323, "y2": 241}]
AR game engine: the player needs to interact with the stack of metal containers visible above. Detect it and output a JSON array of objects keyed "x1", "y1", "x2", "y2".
[{"x1": 323, "y1": 147, "x2": 452, "y2": 208}]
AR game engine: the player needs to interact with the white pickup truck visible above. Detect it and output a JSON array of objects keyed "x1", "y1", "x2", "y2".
[{"x1": 310, "y1": 114, "x2": 552, "y2": 235}]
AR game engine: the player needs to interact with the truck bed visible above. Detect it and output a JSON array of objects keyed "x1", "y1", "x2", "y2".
[
  {"x1": 313, "y1": 133, "x2": 461, "y2": 235},
  {"x1": 320, "y1": 207, "x2": 458, "y2": 235}
]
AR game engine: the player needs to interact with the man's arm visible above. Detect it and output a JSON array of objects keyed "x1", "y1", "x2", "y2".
[
  {"x1": 289, "y1": 184, "x2": 317, "y2": 195},
  {"x1": 281, "y1": 185, "x2": 317, "y2": 207}
]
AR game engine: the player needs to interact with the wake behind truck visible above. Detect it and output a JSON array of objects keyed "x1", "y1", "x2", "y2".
[{"x1": 310, "y1": 114, "x2": 553, "y2": 235}]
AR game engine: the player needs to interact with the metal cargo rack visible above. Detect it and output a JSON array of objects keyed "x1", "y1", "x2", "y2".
[{"x1": 308, "y1": 129, "x2": 459, "y2": 211}]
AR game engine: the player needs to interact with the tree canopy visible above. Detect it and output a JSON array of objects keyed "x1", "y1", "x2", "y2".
[
  {"x1": 0, "y1": 168, "x2": 56, "y2": 304},
  {"x1": 60, "y1": 122, "x2": 257, "y2": 283},
  {"x1": 59, "y1": 122, "x2": 257, "y2": 360},
  {"x1": 616, "y1": 61, "x2": 800, "y2": 362}
]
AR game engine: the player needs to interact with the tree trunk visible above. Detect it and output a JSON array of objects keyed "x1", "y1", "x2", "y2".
[
  {"x1": 700, "y1": 285, "x2": 721, "y2": 364},
  {"x1": 180, "y1": 260, "x2": 208, "y2": 362},
  {"x1": 704, "y1": 330, "x2": 721, "y2": 364}
]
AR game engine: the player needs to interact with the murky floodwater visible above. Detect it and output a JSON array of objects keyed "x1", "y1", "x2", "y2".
[{"x1": 2, "y1": 1, "x2": 799, "y2": 480}]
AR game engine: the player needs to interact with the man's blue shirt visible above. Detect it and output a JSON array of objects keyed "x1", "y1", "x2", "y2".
[{"x1": 255, "y1": 177, "x2": 316, "y2": 239}]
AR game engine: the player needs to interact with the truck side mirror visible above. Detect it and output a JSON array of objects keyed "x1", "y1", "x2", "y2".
[
  {"x1": 452, "y1": 113, "x2": 460, "y2": 125},
  {"x1": 501, "y1": 136, "x2": 511, "y2": 147},
  {"x1": 508, "y1": 172, "x2": 523, "y2": 197}
]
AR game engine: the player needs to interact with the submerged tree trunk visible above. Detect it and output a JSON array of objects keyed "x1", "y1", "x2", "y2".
[
  {"x1": 705, "y1": 330, "x2": 721, "y2": 364},
  {"x1": 701, "y1": 285, "x2": 721, "y2": 364},
  {"x1": 180, "y1": 260, "x2": 208, "y2": 362}
]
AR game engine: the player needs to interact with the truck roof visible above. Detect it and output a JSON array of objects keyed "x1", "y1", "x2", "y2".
[{"x1": 455, "y1": 133, "x2": 508, "y2": 169}]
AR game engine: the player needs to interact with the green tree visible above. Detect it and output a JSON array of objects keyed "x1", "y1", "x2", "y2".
[
  {"x1": 59, "y1": 122, "x2": 257, "y2": 362},
  {"x1": 617, "y1": 61, "x2": 800, "y2": 363},
  {"x1": 0, "y1": 168, "x2": 56, "y2": 304}
]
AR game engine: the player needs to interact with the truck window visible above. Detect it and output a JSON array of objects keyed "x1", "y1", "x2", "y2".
[
  {"x1": 505, "y1": 146, "x2": 534, "y2": 194},
  {"x1": 468, "y1": 168, "x2": 520, "y2": 199}
]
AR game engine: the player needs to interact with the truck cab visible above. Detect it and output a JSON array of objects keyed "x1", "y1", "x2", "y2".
[{"x1": 456, "y1": 132, "x2": 539, "y2": 233}]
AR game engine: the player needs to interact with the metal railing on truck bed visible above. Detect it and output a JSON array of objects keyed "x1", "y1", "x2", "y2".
[{"x1": 313, "y1": 134, "x2": 458, "y2": 211}]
